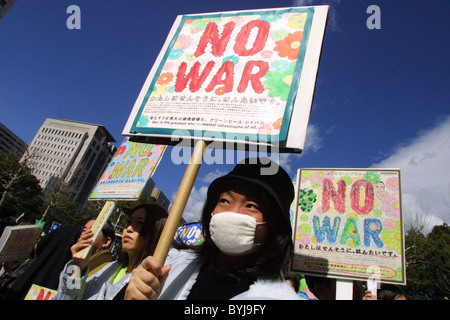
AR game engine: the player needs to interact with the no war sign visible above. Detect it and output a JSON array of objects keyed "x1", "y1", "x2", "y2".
[
  {"x1": 291, "y1": 169, "x2": 406, "y2": 284},
  {"x1": 124, "y1": 6, "x2": 329, "y2": 152}
]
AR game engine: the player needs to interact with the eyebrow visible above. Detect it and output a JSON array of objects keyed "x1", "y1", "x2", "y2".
[{"x1": 220, "y1": 190, "x2": 261, "y2": 203}]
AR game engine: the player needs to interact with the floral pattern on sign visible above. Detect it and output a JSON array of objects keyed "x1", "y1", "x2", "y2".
[
  {"x1": 292, "y1": 169, "x2": 404, "y2": 282},
  {"x1": 298, "y1": 188, "x2": 317, "y2": 213},
  {"x1": 135, "y1": 8, "x2": 314, "y2": 139},
  {"x1": 274, "y1": 31, "x2": 303, "y2": 60}
]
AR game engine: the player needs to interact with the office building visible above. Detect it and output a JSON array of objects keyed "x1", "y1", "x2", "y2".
[
  {"x1": 0, "y1": 0, "x2": 17, "y2": 19},
  {"x1": 0, "y1": 122, "x2": 28, "y2": 157},
  {"x1": 25, "y1": 118, "x2": 117, "y2": 208},
  {"x1": 150, "y1": 187, "x2": 170, "y2": 211}
]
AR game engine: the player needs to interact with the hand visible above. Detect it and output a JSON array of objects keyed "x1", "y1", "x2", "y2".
[
  {"x1": 363, "y1": 290, "x2": 377, "y2": 300},
  {"x1": 70, "y1": 229, "x2": 94, "y2": 275},
  {"x1": 124, "y1": 256, "x2": 171, "y2": 300}
]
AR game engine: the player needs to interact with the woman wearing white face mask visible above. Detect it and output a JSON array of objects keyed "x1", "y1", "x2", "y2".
[{"x1": 123, "y1": 157, "x2": 302, "y2": 300}]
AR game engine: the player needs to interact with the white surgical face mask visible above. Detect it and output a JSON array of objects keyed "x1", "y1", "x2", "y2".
[{"x1": 209, "y1": 211, "x2": 266, "y2": 254}]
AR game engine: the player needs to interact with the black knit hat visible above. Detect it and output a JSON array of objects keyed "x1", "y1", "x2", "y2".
[{"x1": 207, "y1": 158, "x2": 294, "y2": 217}]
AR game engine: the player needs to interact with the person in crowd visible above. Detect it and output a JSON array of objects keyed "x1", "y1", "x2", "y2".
[
  {"x1": 305, "y1": 275, "x2": 366, "y2": 300},
  {"x1": 54, "y1": 203, "x2": 167, "y2": 300},
  {"x1": 297, "y1": 277, "x2": 319, "y2": 300},
  {"x1": 123, "y1": 158, "x2": 302, "y2": 300},
  {"x1": 285, "y1": 275, "x2": 300, "y2": 293},
  {"x1": 1, "y1": 225, "x2": 81, "y2": 300},
  {"x1": 304, "y1": 275, "x2": 336, "y2": 300},
  {"x1": 378, "y1": 284, "x2": 408, "y2": 300},
  {"x1": 81, "y1": 219, "x2": 116, "y2": 277},
  {"x1": 0, "y1": 216, "x2": 19, "y2": 277}
]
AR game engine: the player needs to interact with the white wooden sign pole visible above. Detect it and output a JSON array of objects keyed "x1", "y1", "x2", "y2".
[{"x1": 336, "y1": 279, "x2": 353, "y2": 300}]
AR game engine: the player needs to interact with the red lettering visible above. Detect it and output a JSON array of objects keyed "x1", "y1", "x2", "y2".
[
  {"x1": 175, "y1": 61, "x2": 215, "y2": 93},
  {"x1": 350, "y1": 180, "x2": 374, "y2": 214},
  {"x1": 36, "y1": 289, "x2": 53, "y2": 300},
  {"x1": 205, "y1": 60, "x2": 234, "y2": 93},
  {"x1": 237, "y1": 60, "x2": 269, "y2": 94},
  {"x1": 233, "y1": 19, "x2": 270, "y2": 56},
  {"x1": 322, "y1": 179, "x2": 346, "y2": 213},
  {"x1": 195, "y1": 22, "x2": 236, "y2": 58},
  {"x1": 36, "y1": 289, "x2": 45, "y2": 300}
]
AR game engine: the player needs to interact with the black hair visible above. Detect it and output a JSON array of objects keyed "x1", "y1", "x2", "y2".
[
  {"x1": 378, "y1": 284, "x2": 409, "y2": 300},
  {"x1": 119, "y1": 203, "x2": 168, "y2": 271},
  {"x1": 304, "y1": 275, "x2": 334, "y2": 297},
  {"x1": 101, "y1": 220, "x2": 116, "y2": 243},
  {"x1": 198, "y1": 178, "x2": 293, "y2": 280},
  {"x1": 84, "y1": 217, "x2": 116, "y2": 244},
  {"x1": 285, "y1": 275, "x2": 301, "y2": 292}
]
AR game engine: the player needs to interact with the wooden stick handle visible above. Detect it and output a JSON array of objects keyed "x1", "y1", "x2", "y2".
[{"x1": 153, "y1": 140, "x2": 208, "y2": 265}]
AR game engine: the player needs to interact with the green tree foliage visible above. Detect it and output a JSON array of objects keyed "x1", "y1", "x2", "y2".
[
  {"x1": 42, "y1": 197, "x2": 85, "y2": 227},
  {"x1": 0, "y1": 153, "x2": 44, "y2": 222},
  {"x1": 405, "y1": 223, "x2": 450, "y2": 299},
  {"x1": 0, "y1": 153, "x2": 86, "y2": 227}
]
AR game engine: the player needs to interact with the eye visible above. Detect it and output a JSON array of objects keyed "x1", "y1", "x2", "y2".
[
  {"x1": 133, "y1": 218, "x2": 145, "y2": 226},
  {"x1": 217, "y1": 193, "x2": 232, "y2": 206},
  {"x1": 218, "y1": 197, "x2": 230, "y2": 204},
  {"x1": 246, "y1": 202, "x2": 261, "y2": 212}
]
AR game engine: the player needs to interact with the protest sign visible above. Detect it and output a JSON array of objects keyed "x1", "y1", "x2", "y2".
[
  {"x1": 174, "y1": 222, "x2": 204, "y2": 246},
  {"x1": 89, "y1": 137, "x2": 166, "y2": 200},
  {"x1": 48, "y1": 221, "x2": 61, "y2": 233},
  {"x1": 123, "y1": 6, "x2": 329, "y2": 152},
  {"x1": 24, "y1": 284, "x2": 56, "y2": 300},
  {"x1": 291, "y1": 169, "x2": 406, "y2": 284},
  {"x1": 76, "y1": 138, "x2": 166, "y2": 259},
  {"x1": 0, "y1": 225, "x2": 42, "y2": 262},
  {"x1": 123, "y1": 6, "x2": 328, "y2": 265}
]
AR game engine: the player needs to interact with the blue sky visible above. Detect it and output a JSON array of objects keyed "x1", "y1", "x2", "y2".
[{"x1": 1, "y1": 0, "x2": 448, "y2": 230}]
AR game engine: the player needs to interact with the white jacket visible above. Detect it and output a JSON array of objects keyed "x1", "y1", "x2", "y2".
[
  {"x1": 55, "y1": 248, "x2": 303, "y2": 300},
  {"x1": 54, "y1": 260, "x2": 130, "y2": 300},
  {"x1": 159, "y1": 248, "x2": 303, "y2": 300}
]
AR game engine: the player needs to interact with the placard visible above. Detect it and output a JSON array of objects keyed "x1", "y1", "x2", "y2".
[
  {"x1": 174, "y1": 222, "x2": 204, "y2": 246},
  {"x1": 24, "y1": 284, "x2": 56, "y2": 300},
  {"x1": 291, "y1": 169, "x2": 406, "y2": 284},
  {"x1": 123, "y1": 6, "x2": 329, "y2": 152},
  {"x1": 0, "y1": 225, "x2": 42, "y2": 262},
  {"x1": 89, "y1": 137, "x2": 166, "y2": 200}
]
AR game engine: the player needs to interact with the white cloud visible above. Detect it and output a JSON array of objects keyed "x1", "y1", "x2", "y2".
[
  {"x1": 201, "y1": 168, "x2": 228, "y2": 184},
  {"x1": 174, "y1": 185, "x2": 208, "y2": 223},
  {"x1": 303, "y1": 123, "x2": 323, "y2": 153},
  {"x1": 277, "y1": 123, "x2": 323, "y2": 174},
  {"x1": 371, "y1": 115, "x2": 450, "y2": 233},
  {"x1": 177, "y1": 123, "x2": 325, "y2": 222}
]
